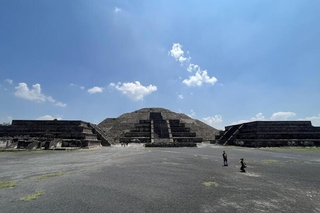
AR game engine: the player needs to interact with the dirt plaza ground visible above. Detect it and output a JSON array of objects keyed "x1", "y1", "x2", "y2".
[{"x1": 1, "y1": 144, "x2": 320, "y2": 213}]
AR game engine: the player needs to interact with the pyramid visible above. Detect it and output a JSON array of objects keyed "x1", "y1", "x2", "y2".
[{"x1": 98, "y1": 108, "x2": 219, "y2": 144}]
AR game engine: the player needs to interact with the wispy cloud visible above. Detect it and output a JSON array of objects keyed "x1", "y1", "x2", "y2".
[
  {"x1": 70, "y1": 83, "x2": 85, "y2": 90},
  {"x1": 55, "y1": 102, "x2": 67, "y2": 107},
  {"x1": 232, "y1": 113, "x2": 266, "y2": 125},
  {"x1": 187, "y1": 109, "x2": 196, "y2": 118},
  {"x1": 187, "y1": 64, "x2": 199, "y2": 72},
  {"x1": 299, "y1": 114, "x2": 320, "y2": 126},
  {"x1": 14, "y1": 82, "x2": 66, "y2": 107},
  {"x1": 0, "y1": 116, "x2": 12, "y2": 124},
  {"x1": 168, "y1": 43, "x2": 217, "y2": 87},
  {"x1": 202, "y1": 115, "x2": 223, "y2": 129},
  {"x1": 87, "y1": 86, "x2": 104, "y2": 94},
  {"x1": 114, "y1": 7, "x2": 121, "y2": 13},
  {"x1": 109, "y1": 81, "x2": 157, "y2": 101},
  {"x1": 253, "y1": 113, "x2": 265, "y2": 121},
  {"x1": 232, "y1": 112, "x2": 320, "y2": 127},
  {"x1": 301, "y1": 114, "x2": 320, "y2": 121},
  {"x1": 5, "y1": 79, "x2": 13, "y2": 84},
  {"x1": 203, "y1": 115, "x2": 223, "y2": 125},
  {"x1": 37, "y1": 115, "x2": 62, "y2": 120}
]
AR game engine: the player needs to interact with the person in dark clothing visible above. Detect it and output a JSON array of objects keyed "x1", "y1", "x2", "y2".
[
  {"x1": 240, "y1": 158, "x2": 246, "y2": 172},
  {"x1": 222, "y1": 151, "x2": 228, "y2": 166}
]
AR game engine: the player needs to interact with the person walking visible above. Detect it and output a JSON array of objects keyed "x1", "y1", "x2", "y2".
[
  {"x1": 222, "y1": 151, "x2": 228, "y2": 166},
  {"x1": 240, "y1": 158, "x2": 246, "y2": 172}
]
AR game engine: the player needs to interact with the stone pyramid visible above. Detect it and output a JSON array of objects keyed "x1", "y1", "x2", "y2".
[{"x1": 98, "y1": 108, "x2": 219, "y2": 144}]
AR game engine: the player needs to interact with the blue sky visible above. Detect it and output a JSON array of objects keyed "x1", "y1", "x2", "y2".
[{"x1": 1, "y1": 0, "x2": 319, "y2": 129}]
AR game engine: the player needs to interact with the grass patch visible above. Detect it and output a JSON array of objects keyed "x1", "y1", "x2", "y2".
[
  {"x1": 20, "y1": 191, "x2": 44, "y2": 202},
  {"x1": 0, "y1": 181, "x2": 17, "y2": 189},
  {"x1": 33, "y1": 172, "x2": 65, "y2": 181},
  {"x1": 203, "y1": 181, "x2": 219, "y2": 187},
  {"x1": 262, "y1": 159, "x2": 279, "y2": 164}
]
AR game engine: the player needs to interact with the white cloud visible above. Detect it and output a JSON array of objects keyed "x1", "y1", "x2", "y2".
[
  {"x1": 15, "y1": 83, "x2": 46, "y2": 102},
  {"x1": 109, "y1": 81, "x2": 157, "y2": 101},
  {"x1": 203, "y1": 115, "x2": 223, "y2": 125},
  {"x1": 178, "y1": 94, "x2": 184, "y2": 99},
  {"x1": 46, "y1": 96, "x2": 55, "y2": 103},
  {"x1": 187, "y1": 64, "x2": 199, "y2": 72},
  {"x1": 229, "y1": 112, "x2": 320, "y2": 129},
  {"x1": 5, "y1": 79, "x2": 13, "y2": 84},
  {"x1": 179, "y1": 56, "x2": 190, "y2": 63},
  {"x1": 37, "y1": 115, "x2": 62, "y2": 120},
  {"x1": 182, "y1": 70, "x2": 217, "y2": 87},
  {"x1": 168, "y1": 43, "x2": 190, "y2": 64},
  {"x1": 70, "y1": 83, "x2": 85, "y2": 90},
  {"x1": 231, "y1": 119, "x2": 251, "y2": 125},
  {"x1": 299, "y1": 113, "x2": 320, "y2": 126},
  {"x1": 270, "y1": 112, "x2": 296, "y2": 120},
  {"x1": 87, "y1": 86, "x2": 104, "y2": 94},
  {"x1": 169, "y1": 43, "x2": 184, "y2": 60},
  {"x1": 232, "y1": 112, "x2": 296, "y2": 125},
  {"x1": 7, "y1": 116, "x2": 12, "y2": 123},
  {"x1": 0, "y1": 116, "x2": 12, "y2": 124},
  {"x1": 55, "y1": 102, "x2": 67, "y2": 107},
  {"x1": 232, "y1": 113, "x2": 266, "y2": 125},
  {"x1": 203, "y1": 115, "x2": 224, "y2": 129},
  {"x1": 187, "y1": 109, "x2": 196, "y2": 118},
  {"x1": 46, "y1": 96, "x2": 67, "y2": 107},
  {"x1": 303, "y1": 114, "x2": 320, "y2": 121},
  {"x1": 169, "y1": 43, "x2": 218, "y2": 86},
  {"x1": 114, "y1": 7, "x2": 121, "y2": 13},
  {"x1": 14, "y1": 82, "x2": 66, "y2": 107},
  {"x1": 251, "y1": 113, "x2": 265, "y2": 121}
]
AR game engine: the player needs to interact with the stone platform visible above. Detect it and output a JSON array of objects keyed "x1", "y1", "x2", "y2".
[
  {"x1": 0, "y1": 120, "x2": 110, "y2": 150},
  {"x1": 215, "y1": 121, "x2": 320, "y2": 147}
]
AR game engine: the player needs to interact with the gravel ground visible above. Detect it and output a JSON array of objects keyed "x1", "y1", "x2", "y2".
[{"x1": 0, "y1": 144, "x2": 319, "y2": 213}]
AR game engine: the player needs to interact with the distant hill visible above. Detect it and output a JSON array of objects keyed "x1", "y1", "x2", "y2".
[{"x1": 98, "y1": 108, "x2": 220, "y2": 144}]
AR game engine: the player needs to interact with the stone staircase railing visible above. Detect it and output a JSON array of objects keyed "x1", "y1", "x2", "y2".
[
  {"x1": 89, "y1": 123, "x2": 113, "y2": 146},
  {"x1": 216, "y1": 126, "x2": 235, "y2": 144},
  {"x1": 223, "y1": 124, "x2": 244, "y2": 145}
]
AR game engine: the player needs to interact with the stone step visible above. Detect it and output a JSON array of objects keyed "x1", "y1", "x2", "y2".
[{"x1": 172, "y1": 132, "x2": 196, "y2": 137}]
